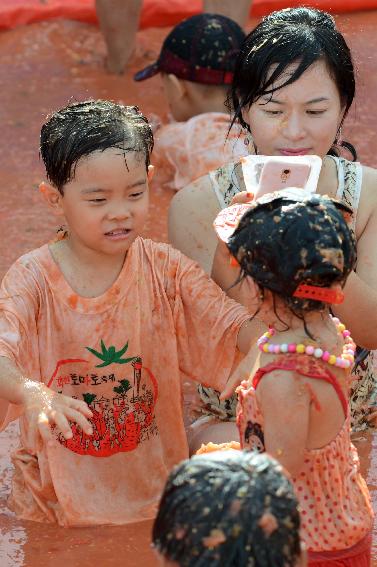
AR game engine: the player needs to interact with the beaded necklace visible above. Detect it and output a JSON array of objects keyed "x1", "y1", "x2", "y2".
[{"x1": 257, "y1": 316, "x2": 355, "y2": 370}]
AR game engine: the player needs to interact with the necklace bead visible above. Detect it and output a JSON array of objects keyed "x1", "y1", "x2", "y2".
[{"x1": 257, "y1": 316, "x2": 355, "y2": 370}]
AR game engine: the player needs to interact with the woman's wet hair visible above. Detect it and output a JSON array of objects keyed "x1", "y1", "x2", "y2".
[
  {"x1": 228, "y1": 7, "x2": 356, "y2": 159},
  {"x1": 40, "y1": 99, "x2": 154, "y2": 193},
  {"x1": 153, "y1": 451, "x2": 301, "y2": 567},
  {"x1": 227, "y1": 194, "x2": 357, "y2": 325}
]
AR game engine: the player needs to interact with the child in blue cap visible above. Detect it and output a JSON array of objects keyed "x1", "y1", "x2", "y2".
[{"x1": 134, "y1": 13, "x2": 248, "y2": 194}]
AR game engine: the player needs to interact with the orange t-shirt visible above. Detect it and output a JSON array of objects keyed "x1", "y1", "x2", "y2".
[
  {"x1": 0, "y1": 238, "x2": 248, "y2": 526},
  {"x1": 152, "y1": 112, "x2": 247, "y2": 191}
]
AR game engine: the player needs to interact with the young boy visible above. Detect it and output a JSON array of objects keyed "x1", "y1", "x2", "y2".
[
  {"x1": 0, "y1": 99, "x2": 255, "y2": 526},
  {"x1": 134, "y1": 13, "x2": 248, "y2": 192}
]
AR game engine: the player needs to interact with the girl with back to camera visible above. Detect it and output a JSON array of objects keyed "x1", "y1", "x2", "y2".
[
  {"x1": 223, "y1": 192, "x2": 373, "y2": 565},
  {"x1": 169, "y1": 7, "x2": 377, "y2": 433}
]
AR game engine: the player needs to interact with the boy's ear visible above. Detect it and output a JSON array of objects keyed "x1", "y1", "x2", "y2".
[
  {"x1": 147, "y1": 165, "x2": 155, "y2": 182},
  {"x1": 166, "y1": 74, "x2": 186, "y2": 100},
  {"x1": 39, "y1": 182, "x2": 65, "y2": 217}
]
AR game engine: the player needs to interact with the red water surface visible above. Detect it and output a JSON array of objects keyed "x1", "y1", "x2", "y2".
[{"x1": 0, "y1": 10, "x2": 376, "y2": 566}]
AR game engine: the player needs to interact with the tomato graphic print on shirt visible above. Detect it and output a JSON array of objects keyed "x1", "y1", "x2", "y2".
[{"x1": 47, "y1": 340, "x2": 159, "y2": 457}]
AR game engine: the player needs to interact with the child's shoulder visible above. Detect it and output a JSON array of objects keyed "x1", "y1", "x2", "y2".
[
  {"x1": 135, "y1": 237, "x2": 201, "y2": 280},
  {"x1": 4, "y1": 244, "x2": 50, "y2": 281},
  {"x1": 135, "y1": 237, "x2": 186, "y2": 265},
  {"x1": 1, "y1": 244, "x2": 52, "y2": 304}
]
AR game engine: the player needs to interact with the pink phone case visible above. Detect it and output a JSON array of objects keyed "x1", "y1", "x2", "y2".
[{"x1": 257, "y1": 161, "x2": 311, "y2": 197}]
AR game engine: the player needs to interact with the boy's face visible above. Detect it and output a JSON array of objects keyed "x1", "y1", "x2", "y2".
[{"x1": 46, "y1": 149, "x2": 151, "y2": 257}]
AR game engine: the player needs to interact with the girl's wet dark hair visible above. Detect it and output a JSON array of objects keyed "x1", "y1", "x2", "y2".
[
  {"x1": 227, "y1": 194, "x2": 357, "y2": 321},
  {"x1": 40, "y1": 99, "x2": 154, "y2": 193},
  {"x1": 153, "y1": 451, "x2": 301, "y2": 567},
  {"x1": 228, "y1": 7, "x2": 356, "y2": 160}
]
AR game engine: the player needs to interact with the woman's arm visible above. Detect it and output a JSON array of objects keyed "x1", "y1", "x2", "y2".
[
  {"x1": 333, "y1": 166, "x2": 377, "y2": 349},
  {"x1": 168, "y1": 175, "x2": 221, "y2": 273}
]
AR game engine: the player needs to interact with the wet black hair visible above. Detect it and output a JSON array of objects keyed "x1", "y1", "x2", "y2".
[
  {"x1": 153, "y1": 451, "x2": 301, "y2": 567},
  {"x1": 227, "y1": 194, "x2": 357, "y2": 323},
  {"x1": 228, "y1": 7, "x2": 356, "y2": 159},
  {"x1": 40, "y1": 99, "x2": 154, "y2": 193}
]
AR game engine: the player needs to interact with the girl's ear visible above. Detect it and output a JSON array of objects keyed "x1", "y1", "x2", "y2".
[
  {"x1": 39, "y1": 182, "x2": 65, "y2": 217},
  {"x1": 147, "y1": 165, "x2": 155, "y2": 182}
]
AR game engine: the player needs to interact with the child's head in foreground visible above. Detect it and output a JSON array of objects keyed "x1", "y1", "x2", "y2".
[
  {"x1": 227, "y1": 193, "x2": 357, "y2": 332},
  {"x1": 152, "y1": 450, "x2": 304, "y2": 567},
  {"x1": 39, "y1": 99, "x2": 154, "y2": 256},
  {"x1": 134, "y1": 14, "x2": 246, "y2": 121}
]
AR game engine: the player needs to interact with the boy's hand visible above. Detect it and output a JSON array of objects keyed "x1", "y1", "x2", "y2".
[
  {"x1": 220, "y1": 343, "x2": 259, "y2": 400},
  {"x1": 22, "y1": 381, "x2": 93, "y2": 445}
]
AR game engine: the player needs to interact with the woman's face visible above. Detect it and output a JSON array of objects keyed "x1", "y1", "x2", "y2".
[{"x1": 243, "y1": 60, "x2": 345, "y2": 158}]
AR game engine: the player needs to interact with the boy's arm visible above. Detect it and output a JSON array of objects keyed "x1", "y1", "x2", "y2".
[
  {"x1": 0, "y1": 356, "x2": 93, "y2": 443},
  {"x1": 212, "y1": 237, "x2": 261, "y2": 312},
  {"x1": 211, "y1": 239, "x2": 266, "y2": 354},
  {"x1": 220, "y1": 341, "x2": 260, "y2": 400},
  {"x1": 237, "y1": 317, "x2": 265, "y2": 354},
  {"x1": 0, "y1": 259, "x2": 92, "y2": 442},
  {"x1": 172, "y1": 247, "x2": 262, "y2": 392}
]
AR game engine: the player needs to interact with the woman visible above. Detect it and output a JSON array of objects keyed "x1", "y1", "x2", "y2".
[{"x1": 169, "y1": 7, "x2": 377, "y2": 433}]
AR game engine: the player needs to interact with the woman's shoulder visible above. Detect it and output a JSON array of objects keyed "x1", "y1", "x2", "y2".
[
  {"x1": 360, "y1": 162, "x2": 377, "y2": 191},
  {"x1": 336, "y1": 155, "x2": 377, "y2": 188},
  {"x1": 175, "y1": 160, "x2": 243, "y2": 210},
  {"x1": 356, "y1": 162, "x2": 377, "y2": 237},
  {"x1": 168, "y1": 167, "x2": 230, "y2": 272},
  {"x1": 169, "y1": 167, "x2": 223, "y2": 218},
  {"x1": 324, "y1": 156, "x2": 377, "y2": 237}
]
